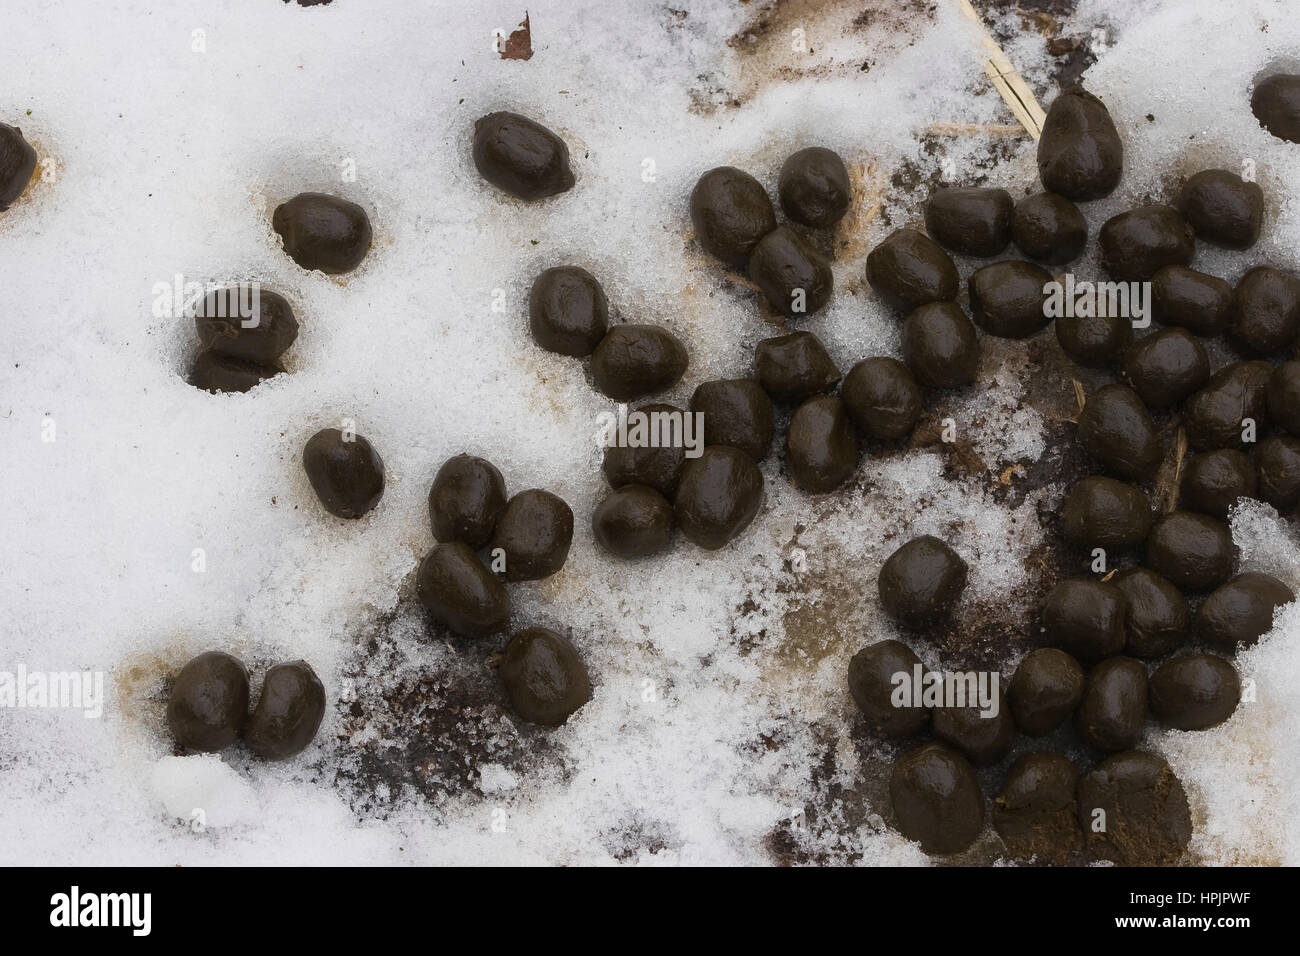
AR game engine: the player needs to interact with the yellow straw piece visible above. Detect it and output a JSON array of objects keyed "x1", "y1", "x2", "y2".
[{"x1": 957, "y1": 0, "x2": 1047, "y2": 140}]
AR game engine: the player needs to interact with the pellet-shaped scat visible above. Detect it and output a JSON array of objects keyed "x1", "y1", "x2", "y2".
[
  {"x1": 272, "y1": 192, "x2": 372, "y2": 275},
  {"x1": 1228, "y1": 266, "x2": 1300, "y2": 356},
  {"x1": 753, "y1": 331, "x2": 841, "y2": 404},
  {"x1": 528, "y1": 266, "x2": 608, "y2": 357},
  {"x1": 1061, "y1": 475, "x2": 1153, "y2": 551},
  {"x1": 1055, "y1": 313, "x2": 1131, "y2": 367},
  {"x1": 847, "y1": 639, "x2": 929, "y2": 737},
  {"x1": 1145, "y1": 512, "x2": 1236, "y2": 593},
  {"x1": 785, "y1": 395, "x2": 858, "y2": 493},
  {"x1": 1114, "y1": 567, "x2": 1189, "y2": 659},
  {"x1": 673, "y1": 445, "x2": 764, "y2": 550},
  {"x1": 1179, "y1": 449, "x2": 1256, "y2": 519},
  {"x1": 993, "y1": 752, "x2": 1083, "y2": 864},
  {"x1": 189, "y1": 351, "x2": 283, "y2": 394},
  {"x1": 1256, "y1": 435, "x2": 1300, "y2": 511},
  {"x1": 1012, "y1": 191, "x2": 1088, "y2": 264},
  {"x1": 968, "y1": 260, "x2": 1054, "y2": 339},
  {"x1": 1194, "y1": 572, "x2": 1294, "y2": 649},
  {"x1": 1267, "y1": 361, "x2": 1300, "y2": 437},
  {"x1": 302, "y1": 428, "x2": 385, "y2": 519},
  {"x1": 878, "y1": 535, "x2": 968, "y2": 628},
  {"x1": 490, "y1": 489, "x2": 574, "y2": 582},
  {"x1": 498, "y1": 628, "x2": 591, "y2": 726},
  {"x1": 590, "y1": 325, "x2": 688, "y2": 401},
  {"x1": 166, "y1": 651, "x2": 250, "y2": 753},
  {"x1": 245, "y1": 661, "x2": 326, "y2": 761},
  {"x1": 690, "y1": 166, "x2": 777, "y2": 268},
  {"x1": 865, "y1": 228, "x2": 959, "y2": 312},
  {"x1": 1184, "y1": 361, "x2": 1272, "y2": 451},
  {"x1": 747, "y1": 225, "x2": 833, "y2": 317},
  {"x1": 923, "y1": 186, "x2": 1014, "y2": 257},
  {"x1": 416, "y1": 542, "x2": 511, "y2": 637},
  {"x1": 1251, "y1": 73, "x2": 1300, "y2": 143},
  {"x1": 194, "y1": 287, "x2": 299, "y2": 365},
  {"x1": 1037, "y1": 86, "x2": 1124, "y2": 201},
  {"x1": 901, "y1": 301, "x2": 980, "y2": 388},
  {"x1": 1098, "y1": 205, "x2": 1194, "y2": 281},
  {"x1": 1008, "y1": 648, "x2": 1085, "y2": 737},
  {"x1": 1076, "y1": 656, "x2": 1148, "y2": 752},
  {"x1": 591, "y1": 485, "x2": 674, "y2": 559},
  {"x1": 472, "y1": 111, "x2": 575, "y2": 201},
  {"x1": 429, "y1": 454, "x2": 507, "y2": 549},
  {"x1": 1176, "y1": 169, "x2": 1264, "y2": 250},
  {"x1": 0, "y1": 123, "x2": 38, "y2": 210},
  {"x1": 1151, "y1": 266, "x2": 1234, "y2": 336},
  {"x1": 690, "y1": 379, "x2": 775, "y2": 461},
  {"x1": 1076, "y1": 384, "x2": 1163, "y2": 481},
  {"x1": 778, "y1": 147, "x2": 851, "y2": 228},
  {"x1": 889, "y1": 742, "x2": 985, "y2": 855},
  {"x1": 1149, "y1": 653, "x2": 1240, "y2": 731},
  {"x1": 1122, "y1": 328, "x2": 1210, "y2": 409},
  {"x1": 1077, "y1": 750, "x2": 1191, "y2": 865},
  {"x1": 1041, "y1": 578, "x2": 1128, "y2": 662},
  {"x1": 841, "y1": 357, "x2": 922, "y2": 440}
]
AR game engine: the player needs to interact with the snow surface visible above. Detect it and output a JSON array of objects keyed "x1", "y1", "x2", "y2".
[{"x1": 0, "y1": 0, "x2": 1297, "y2": 865}]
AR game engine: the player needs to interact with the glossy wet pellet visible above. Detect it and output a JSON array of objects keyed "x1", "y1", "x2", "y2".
[
  {"x1": 993, "y1": 752, "x2": 1082, "y2": 864},
  {"x1": 967, "y1": 260, "x2": 1054, "y2": 339},
  {"x1": 1076, "y1": 656, "x2": 1148, "y2": 752},
  {"x1": 602, "y1": 402, "x2": 688, "y2": 497},
  {"x1": 0, "y1": 122, "x2": 37, "y2": 210},
  {"x1": 673, "y1": 445, "x2": 764, "y2": 550},
  {"x1": 1060, "y1": 475, "x2": 1153, "y2": 551},
  {"x1": 1145, "y1": 512, "x2": 1236, "y2": 593},
  {"x1": 1008, "y1": 648, "x2": 1085, "y2": 737},
  {"x1": 847, "y1": 639, "x2": 929, "y2": 738},
  {"x1": 864, "y1": 228, "x2": 959, "y2": 312},
  {"x1": 1251, "y1": 73, "x2": 1300, "y2": 143},
  {"x1": 1176, "y1": 169, "x2": 1264, "y2": 249},
  {"x1": 1012, "y1": 191, "x2": 1088, "y2": 264},
  {"x1": 747, "y1": 225, "x2": 833, "y2": 317},
  {"x1": 498, "y1": 628, "x2": 591, "y2": 726},
  {"x1": 528, "y1": 266, "x2": 609, "y2": 357},
  {"x1": 1149, "y1": 653, "x2": 1240, "y2": 731},
  {"x1": 1076, "y1": 384, "x2": 1163, "y2": 481},
  {"x1": 472, "y1": 111, "x2": 574, "y2": 201},
  {"x1": 690, "y1": 166, "x2": 777, "y2": 268},
  {"x1": 416, "y1": 541, "x2": 511, "y2": 637},
  {"x1": 429, "y1": 454, "x2": 508, "y2": 549},
  {"x1": 1151, "y1": 266, "x2": 1234, "y2": 335},
  {"x1": 786, "y1": 395, "x2": 858, "y2": 493},
  {"x1": 1037, "y1": 86, "x2": 1123, "y2": 201},
  {"x1": 924, "y1": 186, "x2": 1014, "y2": 257},
  {"x1": 1122, "y1": 327, "x2": 1209, "y2": 409},
  {"x1": 272, "y1": 192, "x2": 372, "y2": 275},
  {"x1": 590, "y1": 325, "x2": 688, "y2": 401},
  {"x1": 491, "y1": 489, "x2": 574, "y2": 582},
  {"x1": 194, "y1": 287, "x2": 299, "y2": 365},
  {"x1": 889, "y1": 741, "x2": 985, "y2": 855},
  {"x1": 1194, "y1": 572, "x2": 1294, "y2": 649},
  {"x1": 841, "y1": 357, "x2": 922, "y2": 440},
  {"x1": 1041, "y1": 578, "x2": 1128, "y2": 662},
  {"x1": 188, "y1": 350, "x2": 283, "y2": 394},
  {"x1": 1179, "y1": 449, "x2": 1256, "y2": 519},
  {"x1": 166, "y1": 651, "x2": 250, "y2": 753},
  {"x1": 878, "y1": 535, "x2": 968, "y2": 628},
  {"x1": 901, "y1": 301, "x2": 980, "y2": 388},
  {"x1": 1055, "y1": 313, "x2": 1131, "y2": 367},
  {"x1": 932, "y1": 683, "x2": 1014, "y2": 766},
  {"x1": 1098, "y1": 205, "x2": 1194, "y2": 281},
  {"x1": 1185, "y1": 361, "x2": 1273, "y2": 451},
  {"x1": 591, "y1": 484, "x2": 673, "y2": 559},
  {"x1": 302, "y1": 428, "x2": 385, "y2": 519},
  {"x1": 245, "y1": 661, "x2": 326, "y2": 761},
  {"x1": 1228, "y1": 266, "x2": 1300, "y2": 355},
  {"x1": 778, "y1": 147, "x2": 851, "y2": 228},
  {"x1": 1077, "y1": 750, "x2": 1191, "y2": 865},
  {"x1": 753, "y1": 331, "x2": 840, "y2": 403},
  {"x1": 1114, "y1": 567, "x2": 1190, "y2": 659},
  {"x1": 690, "y1": 379, "x2": 775, "y2": 461}
]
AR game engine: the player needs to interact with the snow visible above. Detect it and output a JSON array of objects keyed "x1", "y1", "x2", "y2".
[{"x1": 1, "y1": 0, "x2": 1297, "y2": 865}]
